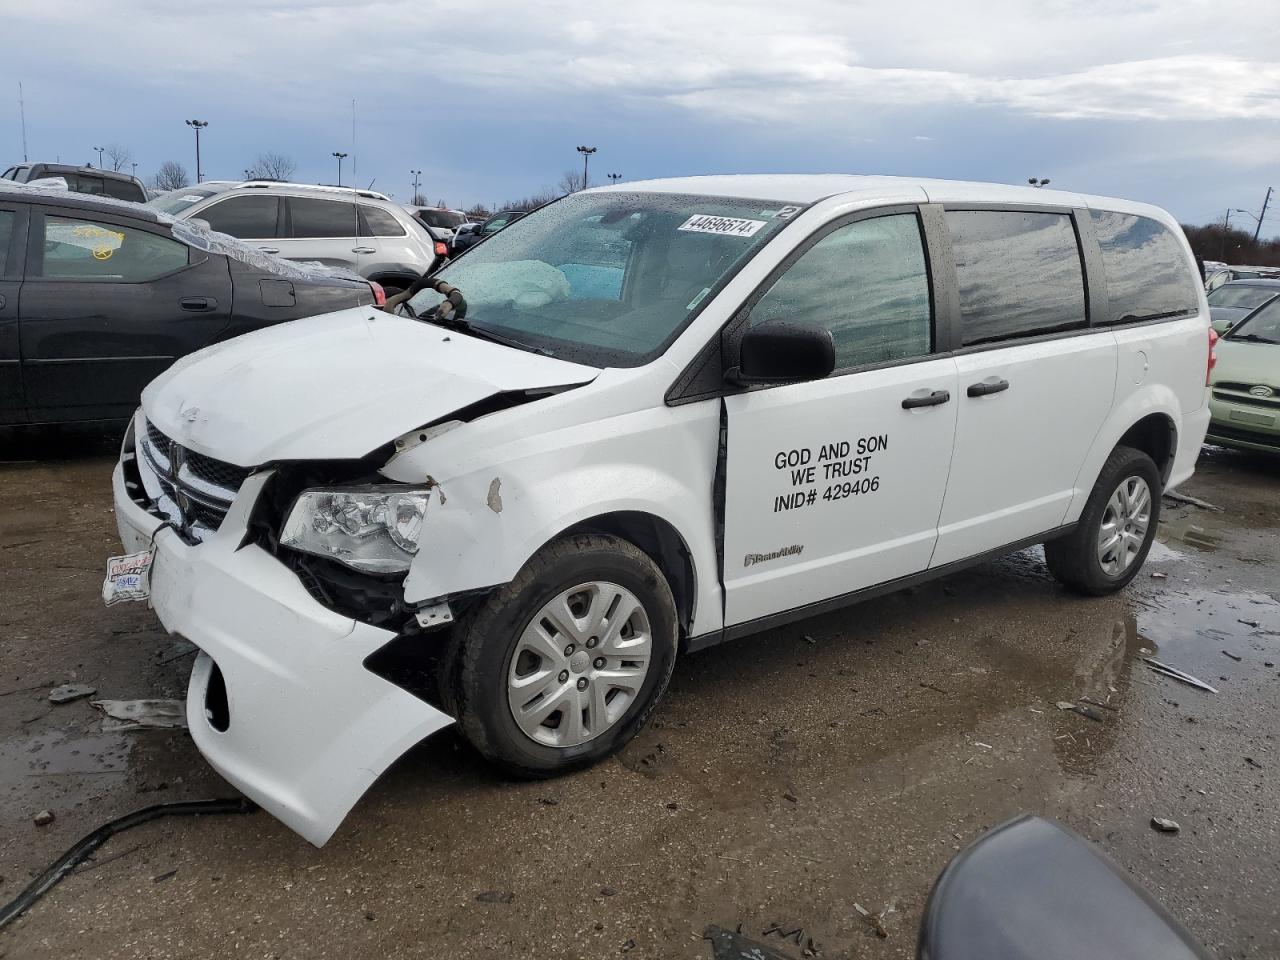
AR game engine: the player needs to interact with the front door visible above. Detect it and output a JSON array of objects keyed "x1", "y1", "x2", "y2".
[
  {"x1": 721, "y1": 209, "x2": 960, "y2": 627},
  {"x1": 19, "y1": 208, "x2": 232, "y2": 422},
  {"x1": 0, "y1": 202, "x2": 26, "y2": 423}
]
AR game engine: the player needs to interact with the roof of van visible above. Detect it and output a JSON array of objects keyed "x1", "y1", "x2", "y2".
[{"x1": 587, "y1": 174, "x2": 1170, "y2": 219}]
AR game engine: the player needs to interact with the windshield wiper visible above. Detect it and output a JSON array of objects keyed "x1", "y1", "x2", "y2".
[{"x1": 1229, "y1": 333, "x2": 1280, "y2": 344}]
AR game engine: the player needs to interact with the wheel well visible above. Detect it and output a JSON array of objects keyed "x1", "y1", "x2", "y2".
[
  {"x1": 1117, "y1": 414, "x2": 1177, "y2": 485},
  {"x1": 560, "y1": 512, "x2": 696, "y2": 640}
]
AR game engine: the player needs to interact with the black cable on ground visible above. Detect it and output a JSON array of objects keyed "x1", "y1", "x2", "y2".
[{"x1": 0, "y1": 798, "x2": 256, "y2": 932}]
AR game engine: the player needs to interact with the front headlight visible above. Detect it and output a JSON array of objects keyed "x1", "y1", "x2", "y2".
[{"x1": 279, "y1": 486, "x2": 431, "y2": 574}]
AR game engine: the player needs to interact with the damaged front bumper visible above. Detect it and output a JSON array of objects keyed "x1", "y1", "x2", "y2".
[{"x1": 111, "y1": 462, "x2": 455, "y2": 846}]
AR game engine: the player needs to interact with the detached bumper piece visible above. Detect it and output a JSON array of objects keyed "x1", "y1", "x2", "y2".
[{"x1": 112, "y1": 462, "x2": 455, "y2": 846}]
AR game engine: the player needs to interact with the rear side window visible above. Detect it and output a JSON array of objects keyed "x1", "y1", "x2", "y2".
[
  {"x1": 750, "y1": 213, "x2": 932, "y2": 369},
  {"x1": 0, "y1": 211, "x2": 15, "y2": 271},
  {"x1": 200, "y1": 196, "x2": 280, "y2": 239},
  {"x1": 1090, "y1": 211, "x2": 1200, "y2": 324},
  {"x1": 289, "y1": 197, "x2": 357, "y2": 238},
  {"x1": 947, "y1": 210, "x2": 1086, "y2": 346},
  {"x1": 359, "y1": 205, "x2": 406, "y2": 237},
  {"x1": 38, "y1": 216, "x2": 189, "y2": 281}
]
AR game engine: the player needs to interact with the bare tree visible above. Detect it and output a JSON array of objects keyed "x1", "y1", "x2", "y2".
[
  {"x1": 558, "y1": 169, "x2": 588, "y2": 193},
  {"x1": 436, "y1": 197, "x2": 448, "y2": 209},
  {"x1": 105, "y1": 144, "x2": 134, "y2": 173},
  {"x1": 411, "y1": 191, "x2": 427, "y2": 205},
  {"x1": 465, "y1": 205, "x2": 490, "y2": 219},
  {"x1": 152, "y1": 161, "x2": 190, "y2": 192},
  {"x1": 247, "y1": 152, "x2": 297, "y2": 181}
]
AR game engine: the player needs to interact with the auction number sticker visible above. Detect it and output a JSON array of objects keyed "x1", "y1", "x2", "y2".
[
  {"x1": 102, "y1": 548, "x2": 155, "y2": 606},
  {"x1": 677, "y1": 214, "x2": 767, "y2": 237}
]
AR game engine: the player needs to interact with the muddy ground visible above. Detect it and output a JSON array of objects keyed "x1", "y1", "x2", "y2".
[{"x1": 1, "y1": 429, "x2": 1277, "y2": 960}]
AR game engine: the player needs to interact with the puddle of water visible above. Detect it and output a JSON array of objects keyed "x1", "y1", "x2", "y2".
[
  {"x1": 1130, "y1": 587, "x2": 1278, "y2": 677},
  {"x1": 0, "y1": 729, "x2": 135, "y2": 816},
  {"x1": 1157, "y1": 509, "x2": 1224, "y2": 554}
]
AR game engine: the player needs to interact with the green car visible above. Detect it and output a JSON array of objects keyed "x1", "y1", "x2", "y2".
[{"x1": 1208, "y1": 296, "x2": 1280, "y2": 453}]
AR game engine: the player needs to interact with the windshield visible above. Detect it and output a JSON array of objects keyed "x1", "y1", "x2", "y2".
[
  {"x1": 147, "y1": 187, "x2": 221, "y2": 215},
  {"x1": 1227, "y1": 298, "x2": 1280, "y2": 343},
  {"x1": 407, "y1": 191, "x2": 800, "y2": 366},
  {"x1": 1207, "y1": 284, "x2": 1279, "y2": 310}
]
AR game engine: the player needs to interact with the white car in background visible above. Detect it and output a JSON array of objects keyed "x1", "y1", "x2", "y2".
[
  {"x1": 149, "y1": 181, "x2": 440, "y2": 294},
  {"x1": 108, "y1": 174, "x2": 1211, "y2": 845}
]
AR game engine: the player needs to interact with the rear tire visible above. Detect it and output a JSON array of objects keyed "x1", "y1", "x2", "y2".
[
  {"x1": 1044, "y1": 445, "x2": 1161, "y2": 595},
  {"x1": 443, "y1": 534, "x2": 678, "y2": 778}
]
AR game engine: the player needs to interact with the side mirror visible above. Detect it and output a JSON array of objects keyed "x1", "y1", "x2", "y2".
[{"x1": 727, "y1": 321, "x2": 835, "y2": 385}]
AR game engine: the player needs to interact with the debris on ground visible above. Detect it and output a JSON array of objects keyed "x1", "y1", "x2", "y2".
[
  {"x1": 1078, "y1": 696, "x2": 1118, "y2": 712},
  {"x1": 601, "y1": 886, "x2": 618, "y2": 897},
  {"x1": 762, "y1": 922, "x2": 804, "y2": 945},
  {"x1": 1245, "y1": 757, "x2": 1262, "y2": 770},
  {"x1": 32, "y1": 810, "x2": 55, "y2": 826},
  {"x1": 157, "y1": 639, "x2": 198, "y2": 664},
  {"x1": 1056, "y1": 701, "x2": 1104, "y2": 721},
  {"x1": 1222, "y1": 650, "x2": 1243, "y2": 662},
  {"x1": 854, "y1": 899, "x2": 895, "y2": 938},
  {"x1": 92, "y1": 699, "x2": 188, "y2": 731},
  {"x1": 803, "y1": 634, "x2": 817, "y2": 645},
  {"x1": 475, "y1": 890, "x2": 515, "y2": 904},
  {"x1": 152, "y1": 869, "x2": 178, "y2": 884},
  {"x1": 48, "y1": 683, "x2": 97, "y2": 704},
  {"x1": 704, "y1": 925, "x2": 792, "y2": 960},
  {"x1": 1143, "y1": 658, "x2": 1219, "y2": 694},
  {"x1": 1151, "y1": 817, "x2": 1181, "y2": 833},
  {"x1": 1163, "y1": 491, "x2": 1221, "y2": 512},
  {"x1": 1238, "y1": 619, "x2": 1261, "y2": 629},
  {"x1": 1150, "y1": 571, "x2": 1168, "y2": 579},
  {"x1": 621, "y1": 938, "x2": 637, "y2": 952}
]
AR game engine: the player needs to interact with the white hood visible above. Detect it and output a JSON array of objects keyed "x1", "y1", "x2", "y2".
[{"x1": 141, "y1": 307, "x2": 599, "y2": 465}]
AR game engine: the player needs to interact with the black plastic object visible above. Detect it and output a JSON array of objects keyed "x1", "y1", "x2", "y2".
[
  {"x1": 729, "y1": 320, "x2": 835, "y2": 385},
  {"x1": 918, "y1": 815, "x2": 1209, "y2": 960},
  {"x1": 0, "y1": 798, "x2": 255, "y2": 931},
  {"x1": 902, "y1": 389, "x2": 951, "y2": 409}
]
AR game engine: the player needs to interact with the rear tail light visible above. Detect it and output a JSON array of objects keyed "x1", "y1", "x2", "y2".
[
  {"x1": 434, "y1": 241, "x2": 449, "y2": 257},
  {"x1": 368, "y1": 281, "x2": 386, "y2": 307},
  {"x1": 1206, "y1": 327, "x2": 1218, "y2": 385}
]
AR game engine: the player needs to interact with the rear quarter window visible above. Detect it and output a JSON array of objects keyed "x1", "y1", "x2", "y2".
[{"x1": 1090, "y1": 211, "x2": 1200, "y2": 324}]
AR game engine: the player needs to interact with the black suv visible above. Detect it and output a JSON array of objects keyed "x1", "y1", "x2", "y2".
[
  {"x1": 1, "y1": 184, "x2": 379, "y2": 425},
  {"x1": 2, "y1": 163, "x2": 148, "y2": 203}
]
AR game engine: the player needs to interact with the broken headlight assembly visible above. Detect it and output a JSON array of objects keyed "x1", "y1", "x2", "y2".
[{"x1": 279, "y1": 486, "x2": 430, "y2": 574}]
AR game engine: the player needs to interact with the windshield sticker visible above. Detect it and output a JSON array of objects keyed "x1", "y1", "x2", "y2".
[
  {"x1": 178, "y1": 195, "x2": 204, "y2": 203},
  {"x1": 678, "y1": 215, "x2": 767, "y2": 238},
  {"x1": 775, "y1": 205, "x2": 802, "y2": 220}
]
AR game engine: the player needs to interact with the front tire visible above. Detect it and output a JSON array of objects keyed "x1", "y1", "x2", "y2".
[
  {"x1": 1044, "y1": 445, "x2": 1161, "y2": 595},
  {"x1": 443, "y1": 534, "x2": 678, "y2": 777}
]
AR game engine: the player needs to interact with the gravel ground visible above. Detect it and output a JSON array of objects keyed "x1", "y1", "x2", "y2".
[{"x1": 1, "y1": 429, "x2": 1277, "y2": 960}]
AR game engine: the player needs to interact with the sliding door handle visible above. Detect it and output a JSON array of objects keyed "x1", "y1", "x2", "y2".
[
  {"x1": 967, "y1": 378, "x2": 1010, "y2": 397},
  {"x1": 902, "y1": 389, "x2": 951, "y2": 409}
]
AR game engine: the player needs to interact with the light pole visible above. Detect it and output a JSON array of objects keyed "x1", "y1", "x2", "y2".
[
  {"x1": 576, "y1": 145, "x2": 597, "y2": 188},
  {"x1": 333, "y1": 151, "x2": 348, "y2": 187},
  {"x1": 1027, "y1": 177, "x2": 1050, "y2": 188},
  {"x1": 131, "y1": 162, "x2": 137, "y2": 177},
  {"x1": 186, "y1": 120, "x2": 208, "y2": 182},
  {"x1": 607, "y1": 173, "x2": 622, "y2": 185},
  {"x1": 93, "y1": 146, "x2": 104, "y2": 168},
  {"x1": 411, "y1": 169, "x2": 422, "y2": 204}
]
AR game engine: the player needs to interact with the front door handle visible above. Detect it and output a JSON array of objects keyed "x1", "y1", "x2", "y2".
[
  {"x1": 180, "y1": 297, "x2": 217, "y2": 312},
  {"x1": 352, "y1": 246, "x2": 376, "y2": 254},
  {"x1": 258, "y1": 246, "x2": 280, "y2": 254},
  {"x1": 902, "y1": 389, "x2": 952, "y2": 409},
  {"x1": 967, "y1": 378, "x2": 1010, "y2": 398}
]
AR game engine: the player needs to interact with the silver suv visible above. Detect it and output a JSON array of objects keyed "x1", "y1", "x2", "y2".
[{"x1": 148, "y1": 181, "x2": 439, "y2": 293}]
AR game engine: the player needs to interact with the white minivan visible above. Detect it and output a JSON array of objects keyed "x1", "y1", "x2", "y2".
[{"x1": 108, "y1": 175, "x2": 1212, "y2": 845}]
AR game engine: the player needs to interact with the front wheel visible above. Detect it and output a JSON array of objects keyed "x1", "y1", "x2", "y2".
[
  {"x1": 443, "y1": 534, "x2": 678, "y2": 777},
  {"x1": 1044, "y1": 445, "x2": 1161, "y2": 595}
]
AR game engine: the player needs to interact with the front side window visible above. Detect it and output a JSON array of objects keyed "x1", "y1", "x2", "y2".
[
  {"x1": 407, "y1": 192, "x2": 798, "y2": 366},
  {"x1": 359, "y1": 205, "x2": 406, "y2": 238},
  {"x1": 1091, "y1": 211, "x2": 1200, "y2": 324},
  {"x1": 749, "y1": 213, "x2": 932, "y2": 369},
  {"x1": 200, "y1": 195, "x2": 280, "y2": 238},
  {"x1": 948, "y1": 210, "x2": 1086, "y2": 345},
  {"x1": 38, "y1": 216, "x2": 189, "y2": 281},
  {"x1": 288, "y1": 197, "x2": 357, "y2": 238},
  {"x1": 1206, "y1": 284, "x2": 1278, "y2": 311},
  {"x1": 1227, "y1": 298, "x2": 1280, "y2": 343}
]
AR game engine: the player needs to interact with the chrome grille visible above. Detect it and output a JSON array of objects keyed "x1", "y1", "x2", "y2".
[{"x1": 136, "y1": 420, "x2": 250, "y2": 541}]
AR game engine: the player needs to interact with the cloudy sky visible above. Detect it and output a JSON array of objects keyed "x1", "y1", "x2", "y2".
[{"x1": 2, "y1": 0, "x2": 1278, "y2": 233}]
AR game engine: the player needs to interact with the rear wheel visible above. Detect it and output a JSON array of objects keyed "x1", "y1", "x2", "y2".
[
  {"x1": 443, "y1": 534, "x2": 678, "y2": 777},
  {"x1": 1044, "y1": 445, "x2": 1161, "y2": 595}
]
